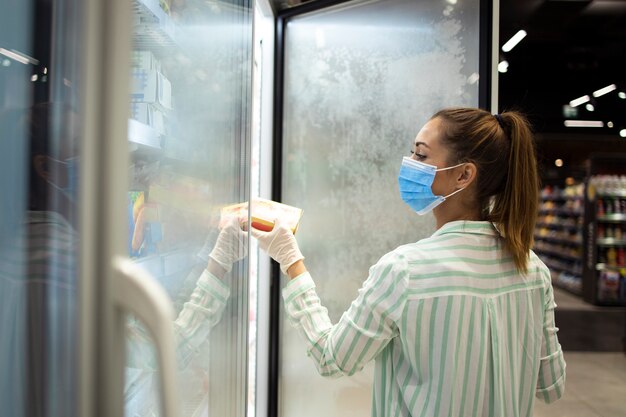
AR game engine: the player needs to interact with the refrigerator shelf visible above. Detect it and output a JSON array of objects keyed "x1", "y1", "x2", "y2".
[
  {"x1": 596, "y1": 238, "x2": 626, "y2": 246},
  {"x1": 133, "y1": 0, "x2": 177, "y2": 53},
  {"x1": 128, "y1": 118, "x2": 162, "y2": 151},
  {"x1": 597, "y1": 214, "x2": 626, "y2": 223},
  {"x1": 596, "y1": 263, "x2": 626, "y2": 271}
]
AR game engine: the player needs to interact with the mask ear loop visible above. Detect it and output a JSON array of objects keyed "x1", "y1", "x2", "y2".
[
  {"x1": 435, "y1": 162, "x2": 465, "y2": 172},
  {"x1": 443, "y1": 187, "x2": 465, "y2": 199},
  {"x1": 436, "y1": 163, "x2": 467, "y2": 199}
]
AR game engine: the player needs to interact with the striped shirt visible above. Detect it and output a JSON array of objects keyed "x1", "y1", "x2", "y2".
[
  {"x1": 126, "y1": 268, "x2": 230, "y2": 369},
  {"x1": 282, "y1": 220, "x2": 566, "y2": 417}
]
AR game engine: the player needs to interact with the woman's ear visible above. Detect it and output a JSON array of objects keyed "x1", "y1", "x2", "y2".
[{"x1": 457, "y1": 162, "x2": 477, "y2": 188}]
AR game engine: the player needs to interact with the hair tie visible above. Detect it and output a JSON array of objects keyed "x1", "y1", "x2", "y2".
[{"x1": 494, "y1": 114, "x2": 505, "y2": 129}]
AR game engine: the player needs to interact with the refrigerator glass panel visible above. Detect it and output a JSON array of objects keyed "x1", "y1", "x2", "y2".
[
  {"x1": 125, "y1": 1, "x2": 253, "y2": 416},
  {"x1": 280, "y1": 0, "x2": 481, "y2": 415},
  {"x1": 0, "y1": 0, "x2": 83, "y2": 416}
]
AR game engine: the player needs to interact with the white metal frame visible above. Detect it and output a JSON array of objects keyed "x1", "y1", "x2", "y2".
[{"x1": 78, "y1": 0, "x2": 180, "y2": 416}]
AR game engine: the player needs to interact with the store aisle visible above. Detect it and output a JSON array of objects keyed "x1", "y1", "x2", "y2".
[{"x1": 533, "y1": 352, "x2": 626, "y2": 417}]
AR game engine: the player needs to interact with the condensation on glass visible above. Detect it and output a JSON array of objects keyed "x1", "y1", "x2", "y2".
[
  {"x1": 124, "y1": 0, "x2": 253, "y2": 416},
  {"x1": 280, "y1": 0, "x2": 481, "y2": 415}
]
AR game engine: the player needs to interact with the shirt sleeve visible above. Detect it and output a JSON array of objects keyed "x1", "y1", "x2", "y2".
[
  {"x1": 535, "y1": 275, "x2": 566, "y2": 403},
  {"x1": 282, "y1": 253, "x2": 408, "y2": 378},
  {"x1": 173, "y1": 268, "x2": 230, "y2": 367}
]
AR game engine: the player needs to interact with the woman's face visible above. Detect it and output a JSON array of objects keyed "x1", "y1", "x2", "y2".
[{"x1": 410, "y1": 117, "x2": 458, "y2": 196}]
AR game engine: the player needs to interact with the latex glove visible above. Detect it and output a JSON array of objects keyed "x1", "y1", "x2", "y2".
[
  {"x1": 251, "y1": 217, "x2": 304, "y2": 275},
  {"x1": 209, "y1": 216, "x2": 248, "y2": 273}
]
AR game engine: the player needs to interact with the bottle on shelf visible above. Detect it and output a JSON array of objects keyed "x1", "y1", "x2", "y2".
[
  {"x1": 597, "y1": 199, "x2": 605, "y2": 216},
  {"x1": 618, "y1": 247, "x2": 625, "y2": 266}
]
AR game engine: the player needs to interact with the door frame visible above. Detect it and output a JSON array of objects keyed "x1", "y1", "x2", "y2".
[{"x1": 268, "y1": 1, "x2": 498, "y2": 416}]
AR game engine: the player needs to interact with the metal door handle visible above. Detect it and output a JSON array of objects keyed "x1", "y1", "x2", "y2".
[{"x1": 112, "y1": 255, "x2": 179, "y2": 417}]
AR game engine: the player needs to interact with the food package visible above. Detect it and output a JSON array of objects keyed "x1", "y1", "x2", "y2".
[
  {"x1": 131, "y1": 50, "x2": 162, "y2": 72},
  {"x1": 131, "y1": 69, "x2": 172, "y2": 110},
  {"x1": 220, "y1": 198, "x2": 303, "y2": 234},
  {"x1": 130, "y1": 103, "x2": 166, "y2": 135}
]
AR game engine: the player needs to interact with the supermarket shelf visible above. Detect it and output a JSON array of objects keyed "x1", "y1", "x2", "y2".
[
  {"x1": 596, "y1": 263, "x2": 626, "y2": 271},
  {"x1": 596, "y1": 238, "x2": 626, "y2": 246},
  {"x1": 597, "y1": 191, "x2": 626, "y2": 198},
  {"x1": 128, "y1": 118, "x2": 162, "y2": 151},
  {"x1": 544, "y1": 262, "x2": 582, "y2": 276},
  {"x1": 534, "y1": 248, "x2": 582, "y2": 262},
  {"x1": 536, "y1": 222, "x2": 581, "y2": 231},
  {"x1": 534, "y1": 234, "x2": 582, "y2": 246},
  {"x1": 537, "y1": 209, "x2": 583, "y2": 216},
  {"x1": 549, "y1": 270, "x2": 583, "y2": 296},
  {"x1": 540, "y1": 195, "x2": 583, "y2": 202},
  {"x1": 133, "y1": 0, "x2": 178, "y2": 54},
  {"x1": 132, "y1": 247, "x2": 196, "y2": 281},
  {"x1": 597, "y1": 213, "x2": 626, "y2": 222}
]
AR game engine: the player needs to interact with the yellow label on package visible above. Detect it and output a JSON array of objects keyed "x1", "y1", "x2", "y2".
[{"x1": 220, "y1": 198, "x2": 303, "y2": 234}]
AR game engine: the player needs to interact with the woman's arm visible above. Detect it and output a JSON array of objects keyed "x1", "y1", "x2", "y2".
[{"x1": 281, "y1": 254, "x2": 408, "y2": 377}]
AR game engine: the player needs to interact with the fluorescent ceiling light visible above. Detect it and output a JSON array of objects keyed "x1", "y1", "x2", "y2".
[
  {"x1": 608, "y1": 121, "x2": 614, "y2": 128},
  {"x1": 0, "y1": 48, "x2": 38, "y2": 65},
  {"x1": 592, "y1": 84, "x2": 616, "y2": 98},
  {"x1": 498, "y1": 60, "x2": 509, "y2": 73},
  {"x1": 564, "y1": 120, "x2": 604, "y2": 128},
  {"x1": 619, "y1": 92, "x2": 626, "y2": 99},
  {"x1": 620, "y1": 129, "x2": 626, "y2": 138},
  {"x1": 569, "y1": 95, "x2": 590, "y2": 107},
  {"x1": 502, "y1": 30, "x2": 527, "y2": 52},
  {"x1": 585, "y1": 103, "x2": 594, "y2": 111}
]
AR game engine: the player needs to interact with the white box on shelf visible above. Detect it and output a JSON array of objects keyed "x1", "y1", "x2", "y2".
[
  {"x1": 130, "y1": 103, "x2": 166, "y2": 136},
  {"x1": 131, "y1": 50, "x2": 162, "y2": 72},
  {"x1": 131, "y1": 69, "x2": 172, "y2": 110}
]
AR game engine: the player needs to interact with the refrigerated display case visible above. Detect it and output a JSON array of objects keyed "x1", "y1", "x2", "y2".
[
  {"x1": 124, "y1": 0, "x2": 254, "y2": 416},
  {"x1": 270, "y1": 0, "x2": 496, "y2": 416},
  {"x1": 583, "y1": 154, "x2": 626, "y2": 306}
]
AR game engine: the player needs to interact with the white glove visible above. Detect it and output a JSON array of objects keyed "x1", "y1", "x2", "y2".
[
  {"x1": 251, "y1": 217, "x2": 304, "y2": 275},
  {"x1": 209, "y1": 216, "x2": 248, "y2": 273}
]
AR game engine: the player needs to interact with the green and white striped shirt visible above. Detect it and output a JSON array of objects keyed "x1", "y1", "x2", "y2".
[{"x1": 282, "y1": 220, "x2": 566, "y2": 417}]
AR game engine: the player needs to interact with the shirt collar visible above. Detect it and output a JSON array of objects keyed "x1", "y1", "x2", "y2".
[{"x1": 431, "y1": 220, "x2": 501, "y2": 238}]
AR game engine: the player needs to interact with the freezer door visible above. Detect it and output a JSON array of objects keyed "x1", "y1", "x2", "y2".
[
  {"x1": 277, "y1": 0, "x2": 486, "y2": 416},
  {"x1": 0, "y1": 0, "x2": 84, "y2": 416},
  {"x1": 121, "y1": 1, "x2": 254, "y2": 417}
]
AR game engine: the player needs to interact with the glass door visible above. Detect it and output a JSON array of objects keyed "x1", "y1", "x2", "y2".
[
  {"x1": 0, "y1": 0, "x2": 84, "y2": 415},
  {"x1": 274, "y1": 0, "x2": 490, "y2": 416},
  {"x1": 123, "y1": 0, "x2": 253, "y2": 416}
]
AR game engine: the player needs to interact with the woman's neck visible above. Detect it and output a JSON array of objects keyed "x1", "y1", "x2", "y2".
[{"x1": 433, "y1": 205, "x2": 482, "y2": 230}]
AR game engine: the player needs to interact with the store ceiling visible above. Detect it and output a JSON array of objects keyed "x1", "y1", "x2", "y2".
[
  {"x1": 499, "y1": 0, "x2": 626, "y2": 135},
  {"x1": 268, "y1": 0, "x2": 626, "y2": 136}
]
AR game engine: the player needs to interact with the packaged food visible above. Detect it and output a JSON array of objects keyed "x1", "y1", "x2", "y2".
[{"x1": 220, "y1": 198, "x2": 303, "y2": 234}]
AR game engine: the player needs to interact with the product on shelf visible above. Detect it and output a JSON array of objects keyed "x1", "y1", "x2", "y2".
[
  {"x1": 534, "y1": 183, "x2": 586, "y2": 296},
  {"x1": 585, "y1": 168, "x2": 626, "y2": 305}
]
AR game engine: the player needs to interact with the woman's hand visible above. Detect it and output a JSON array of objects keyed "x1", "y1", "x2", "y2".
[
  {"x1": 208, "y1": 216, "x2": 248, "y2": 274},
  {"x1": 251, "y1": 217, "x2": 304, "y2": 276}
]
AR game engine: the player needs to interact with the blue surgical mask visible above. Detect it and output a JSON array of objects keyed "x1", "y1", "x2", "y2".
[{"x1": 398, "y1": 156, "x2": 465, "y2": 215}]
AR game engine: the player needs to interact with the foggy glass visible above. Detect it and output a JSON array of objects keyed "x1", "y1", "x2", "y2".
[
  {"x1": 125, "y1": 1, "x2": 252, "y2": 416},
  {"x1": 280, "y1": 0, "x2": 481, "y2": 415},
  {"x1": 1, "y1": 0, "x2": 82, "y2": 415}
]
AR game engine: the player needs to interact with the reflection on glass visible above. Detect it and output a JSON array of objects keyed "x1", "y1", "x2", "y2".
[
  {"x1": 280, "y1": 0, "x2": 480, "y2": 416},
  {"x1": 0, "y1": 0, "x2": 82, "y2": 414},
  {"x1": 125, "y1": 0, "x2": 253, "y2": 416}
]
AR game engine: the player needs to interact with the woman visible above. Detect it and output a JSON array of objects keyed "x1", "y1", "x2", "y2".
[{"x1": 252, "y1": 108, "x2": 566, "y2": 417}]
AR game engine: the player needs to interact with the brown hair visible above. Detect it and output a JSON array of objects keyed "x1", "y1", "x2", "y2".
[{"x1": 432, "y1": 108, "x2": 539, "y2": 273}]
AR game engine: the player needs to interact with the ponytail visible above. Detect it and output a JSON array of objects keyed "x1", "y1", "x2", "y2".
[
  {"x1": 489, "y1": 112, "x2": 538, "y2": 273},
  {"x1": 432, "y1": 108, "x2": 539, "y2": 273}
]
